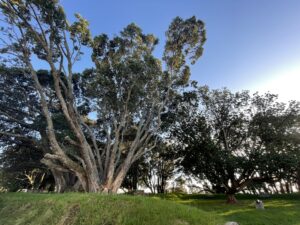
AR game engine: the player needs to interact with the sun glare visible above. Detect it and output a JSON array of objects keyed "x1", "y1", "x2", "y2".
[{"x1": 255, "y1": 65, "x2": 300, "y2": 102}]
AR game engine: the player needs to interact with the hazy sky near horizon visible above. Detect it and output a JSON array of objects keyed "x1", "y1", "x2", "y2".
[{"x1": 60, "y1": 0, "x2": 300, "y2": 102}]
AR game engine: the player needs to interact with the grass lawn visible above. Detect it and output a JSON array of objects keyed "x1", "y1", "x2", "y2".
[
  {"x1": 160, "y1": 193, "x2": 300, "y2": 225},
  {"x1": 0, "y1": 193, "x2": 300, "y2": 225},
  {"x1": 0, "y1": 192, "x2": 222, "y2": 225}
]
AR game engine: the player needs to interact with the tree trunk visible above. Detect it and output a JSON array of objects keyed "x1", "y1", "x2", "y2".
[
  {"x1": 132, "y1": 166, "x2": 138, "y2": 191},
  {"x1": 109, "y1": 162, "x2": 132, "y2": 193},
  {"x1": 285, "y1": 182, "x2": 290, "y2": 194},
  {"x1": 51, "y1": 170, "x2": 67, "y2": 193},
  {"x1": 157, "y1": 177, "x2": 166, "y2": 194},
  {"x1": 87, "y1": 175, "x2": 100, "y2": 192},
  {"x1": 74, "y1": 166, "x2": 98, "y2": 192},
  {"x1": 226, "y1": 194, "x2": 238, "y2": 204},
  {"x1": 280, "y1": 182, "x2": 285, "y2": 194}
]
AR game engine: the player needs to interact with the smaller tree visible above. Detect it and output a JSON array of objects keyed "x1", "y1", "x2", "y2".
[
  {"x1": 122, "y1": 140, "x2": 176, "y2": 194},
  {"x1": 140, "y1": 142, "x2": 176, "y2": 194}
]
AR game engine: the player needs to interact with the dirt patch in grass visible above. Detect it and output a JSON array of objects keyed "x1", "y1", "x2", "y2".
[
  {"x1": 19, "y1": 203, "x2": 32, "y2": 211},
  {"x1": 174, "y1": 219, "x2": 189, "y2": 225},
  {"x1": 57, "y1": 204, "x2": 80, "y2": 225}
]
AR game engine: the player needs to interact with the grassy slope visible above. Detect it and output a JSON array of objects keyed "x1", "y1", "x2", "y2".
[
  {"x1": 0, "y1": 193, "x2": 222, "y2": 225},
  {"x1": 1, "y1": 193, "x2": 300, "y2": 225},
  {"x1": 161, "y1": 193, "x2": 300, "y2": 225}
]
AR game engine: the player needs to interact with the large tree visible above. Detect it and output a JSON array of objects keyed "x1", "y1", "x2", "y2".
[
  {"x1": 172, "y1": 86, "x2": 300, "y2": 203},
  {"x1": 0, "y1": 0, "x2": 206, "y2": 192}
]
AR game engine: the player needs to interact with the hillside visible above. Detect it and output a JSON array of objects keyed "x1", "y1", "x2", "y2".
[
  {"x1": 0, "y1": 193, "x2": 222, "y2": 225},
  {"x1": 2, "y1": 193, "x2": 300, "y2": 225}
]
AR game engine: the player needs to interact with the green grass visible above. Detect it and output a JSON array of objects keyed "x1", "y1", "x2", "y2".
[
  {"x1": 1, "y1": 193, "x2": 300, "y2": 225},
  {"x1": 159, "y1": 193, "x2": 300, "y2": 225},
  {"x1": 0, "y1": 193, "x2": 222, "y2": 225}
]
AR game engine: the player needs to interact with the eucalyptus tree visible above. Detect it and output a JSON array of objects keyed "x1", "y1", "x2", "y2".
[
  {"x1": 0, "y1": 0, "x2": 206, "y2": 192},
  {"x1": 172, "y1": 86, "x2": 300, "y2": 203}
]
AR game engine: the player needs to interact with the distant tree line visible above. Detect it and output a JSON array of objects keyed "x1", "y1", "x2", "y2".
[{"x1": 168, "y1": 85, "x2": 300, "y2": 202}]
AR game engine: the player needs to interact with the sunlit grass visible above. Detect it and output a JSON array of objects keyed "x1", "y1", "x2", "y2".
[{"x1": 159, "y1": 193, "x2": 300, "y2": 225}]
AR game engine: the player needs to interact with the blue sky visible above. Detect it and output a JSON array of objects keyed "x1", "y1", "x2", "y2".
[{"x1": 60, "y1": 0, "x2": 300, "y2": 101}]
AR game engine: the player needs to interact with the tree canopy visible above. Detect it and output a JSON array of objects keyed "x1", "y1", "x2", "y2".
[{"x1": 171, "y1": 86, "x2": 300, "y2": 202}]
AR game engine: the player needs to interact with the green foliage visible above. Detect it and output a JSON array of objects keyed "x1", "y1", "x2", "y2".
[
  {"x1": 68, "y1": 13, "x2": 92, "y2": 45},
  {"x1": 0, "y1": 0, "x2": 90, "y2": 62},
  {"x1": 172, "y1": 86, "x2": 300, "y2": 195},
  {"x1": 89, "y1": 23, "x2": 162, "y2": 115},
  {"x1": 164, "y1": 16, "x2": 206, "y2": 85},
  {"x1": 86, "y1": 16, "x2": 206, "y2": 122}
]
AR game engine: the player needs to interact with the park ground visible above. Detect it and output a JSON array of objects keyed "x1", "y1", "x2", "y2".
[{"x1": 0, "y1": 193, "x2": 300, "y2": 225}]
